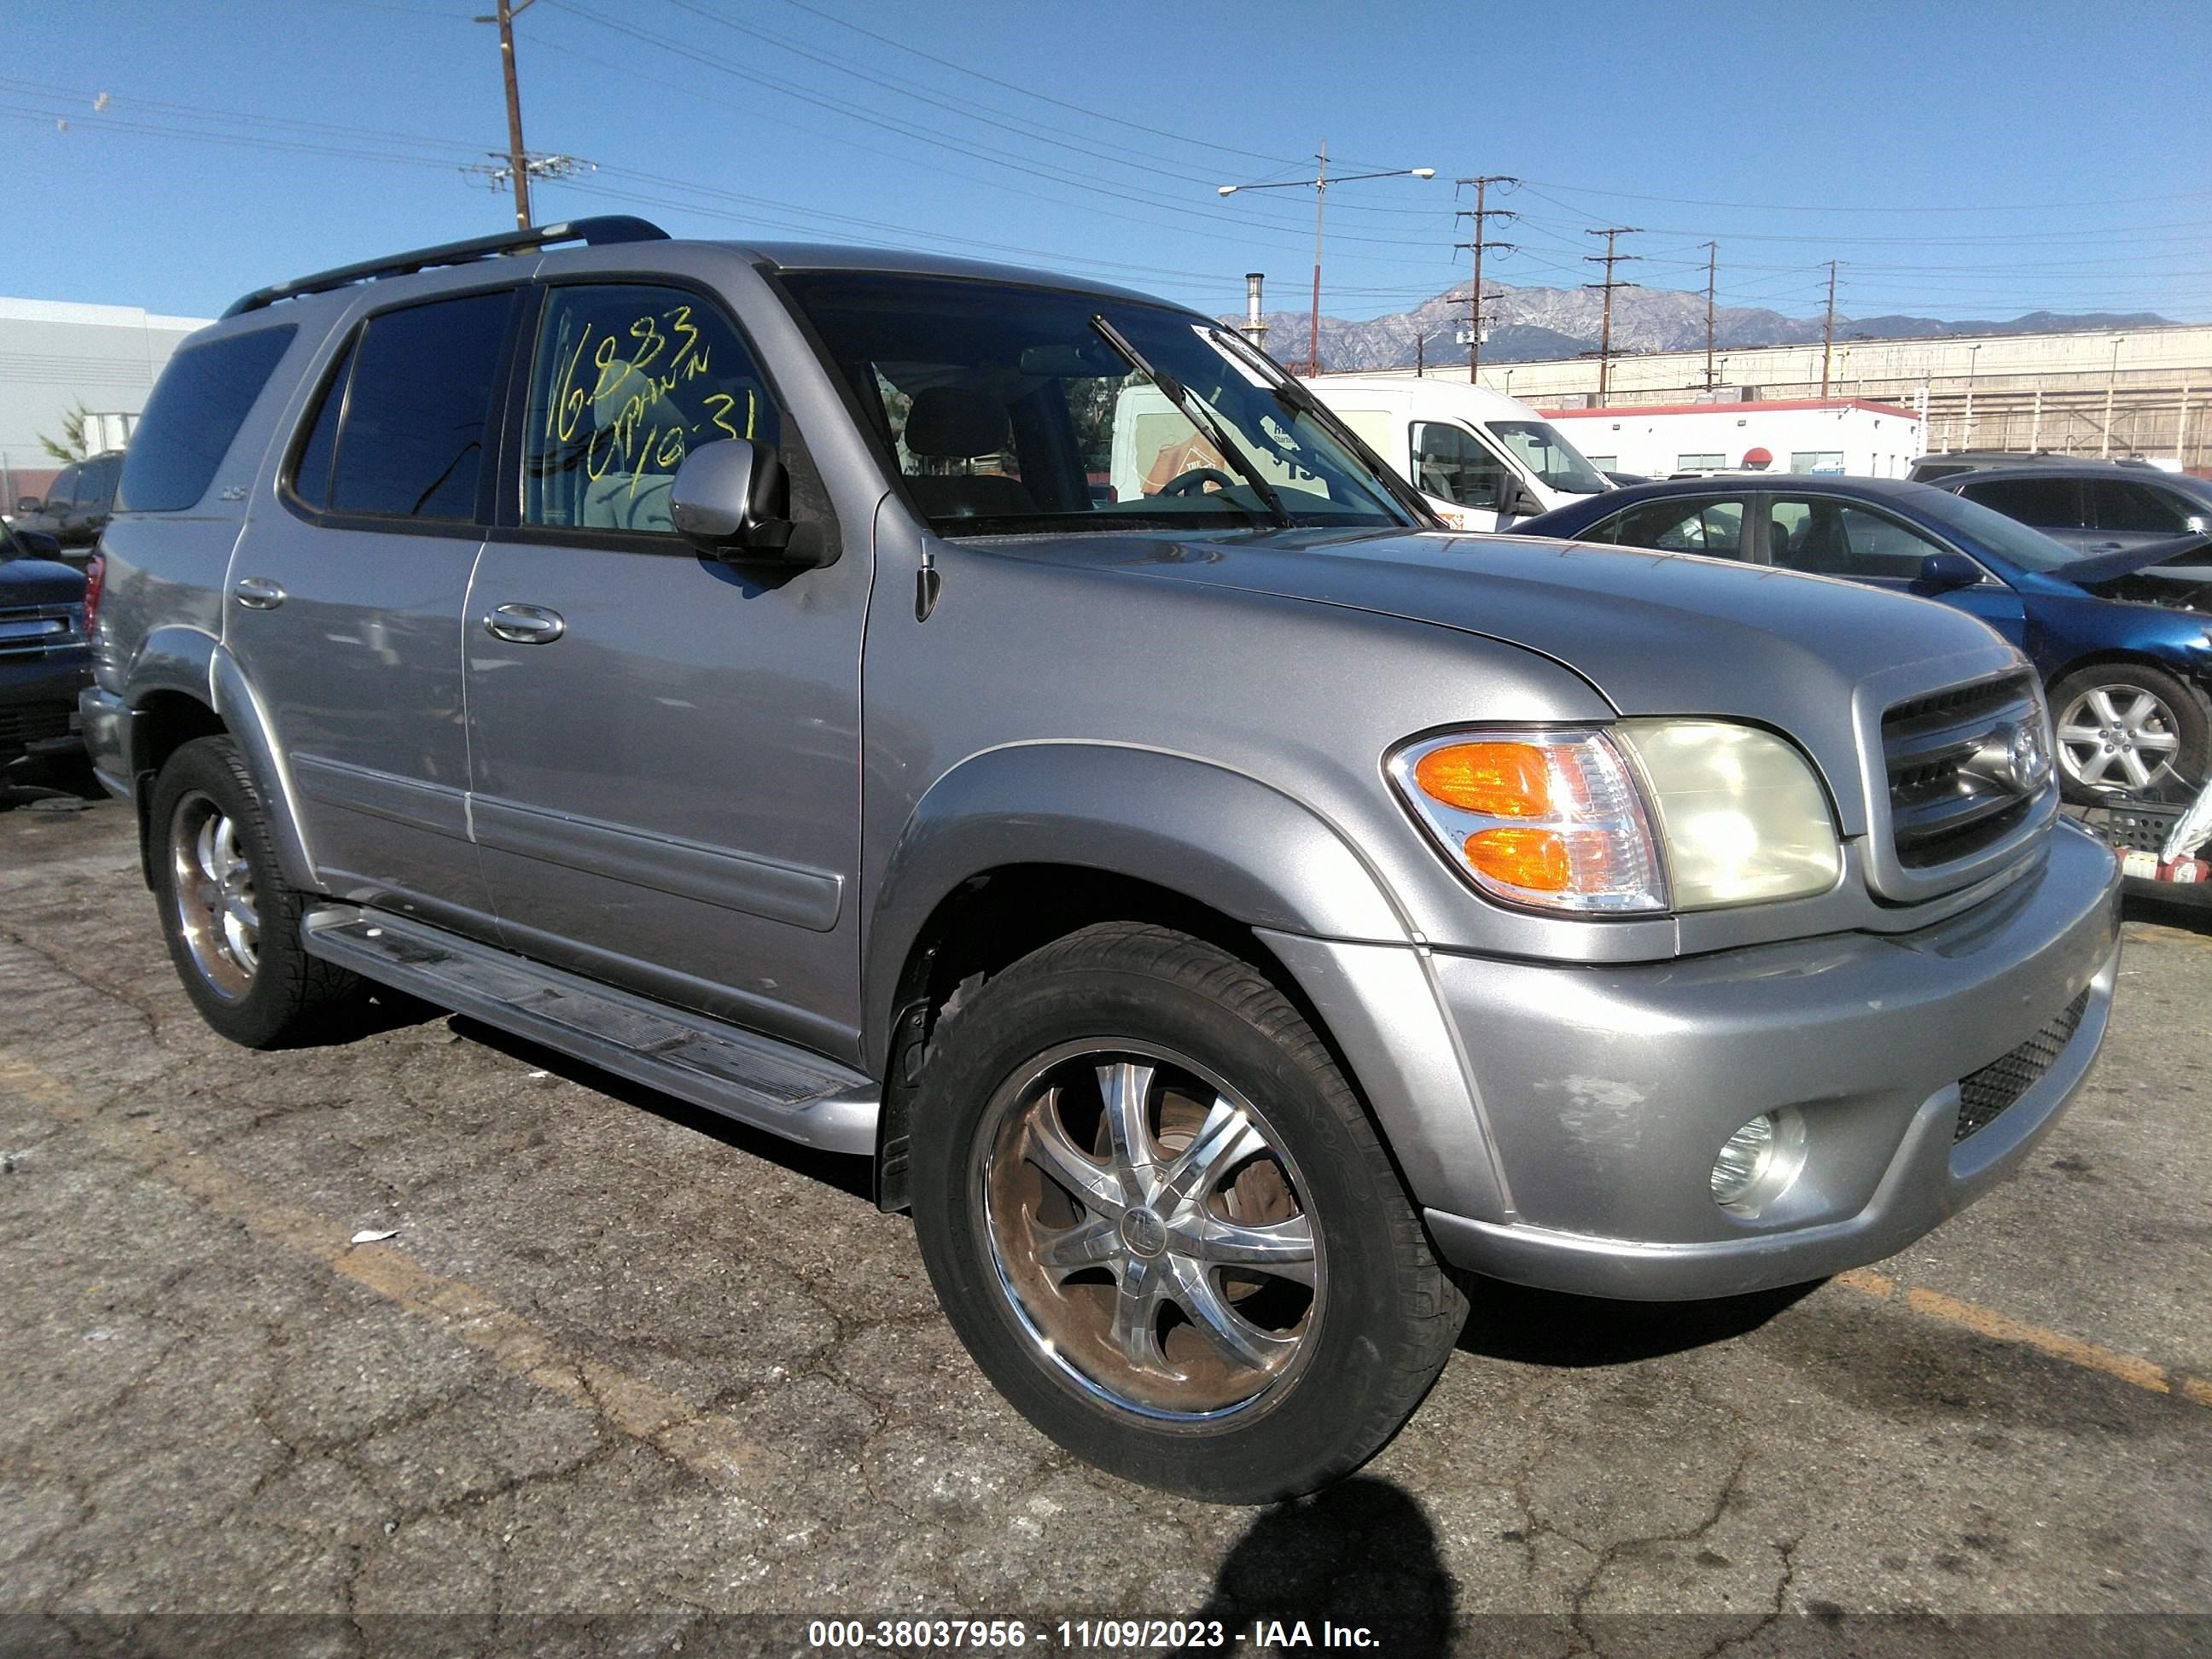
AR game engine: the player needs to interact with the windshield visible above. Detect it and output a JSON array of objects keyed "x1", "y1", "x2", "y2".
[
  {"x1": 1485, "y1": 420, "x2": 1609, "y2": 495},
  {"x1": 1925, "y1": 491, "x2": 2088, "y2": 573},
  {"x1": 777, "y1": 272, "x2": 1418, "y2": 537}
]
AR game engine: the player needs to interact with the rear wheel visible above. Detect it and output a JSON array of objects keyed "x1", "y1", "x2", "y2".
[
  {"x1": 2050, "y1": 662, "x2": 2209, "y2": 801},
  {"x1": 149, "y1": 736, "x2": 367, "y2": 1046},
  {"x1": 909, "y1": 923, "x2": 1464, "y2": 1503}
]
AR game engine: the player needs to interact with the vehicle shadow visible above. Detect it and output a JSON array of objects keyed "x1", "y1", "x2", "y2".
[
  {"x1": 2121, "y1": 886, "x2": 2212, "y2": 934},
  {"x1": 1194, "y1": 1475, "x2": 1455, "y2": 1656},
  {"x1": 0, "y1": 750, "x2": 106, "y2": 812},
  {"x1": 447, "y1": 1014, "x2": 879, "y2": 1205},
  {"x1": 1452, "y1": 1272, "x2": 1819, "y2": 1367}
]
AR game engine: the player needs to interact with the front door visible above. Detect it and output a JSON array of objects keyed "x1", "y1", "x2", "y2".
[
  {"x1": 1763, "y1": 493, "x2": 2028, "y2": 648},
  {"x1": 464, "y1": 280, "x2": 868, "y2": 1061},
  {"x1": 224, "y1": 284, "x2": 521, "y2": 933},
  {"x1": 1409, "y1": 420, "x2": 1511, "y2": 531}
]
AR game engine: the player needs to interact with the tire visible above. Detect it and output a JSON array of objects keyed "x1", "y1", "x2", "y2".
[
  {"x1": 2049, "y1": 662, "x2": 2210, "y2": 804},
  {"x1": 908, "y1": 923, "x2": 1466, "y2": 1503},
  {"x1": 148, "y1": 736, "x2": 368, "y2": 1047}
]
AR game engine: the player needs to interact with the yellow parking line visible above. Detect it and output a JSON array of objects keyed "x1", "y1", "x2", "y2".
[
  {"x1": 1835, "y1": 1264, "x2": 2208, "y2": 1405},
  {"x1": 0, "y1": 1052, "x2": 781, "y2": 1487}
]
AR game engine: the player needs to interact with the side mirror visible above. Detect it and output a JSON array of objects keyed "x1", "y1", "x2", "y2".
[
  {"x1": 1500, "y1": 481, "x2": 1546, "y2": 521},
  {"x1": 15, "y1": 530, "x2": 61, "y2": 559},
  {"x1": 15, "y1": 497, "x2": 41, "y2": 514},
  {"x1": 670, "y1": 439, "x2": 822, "y2": 568},
  {"x1": 1913, "y1": 550, "x2": 1983, "y2": 594}
]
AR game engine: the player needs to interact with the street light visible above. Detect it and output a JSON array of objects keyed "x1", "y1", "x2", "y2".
[{"x1": 1219, "y1": 142, "x2": 1435, "y2": 376}]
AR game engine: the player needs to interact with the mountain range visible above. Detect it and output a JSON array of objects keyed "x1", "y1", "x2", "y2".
[{"x1": 1232, "y1": 281, "x2": 2175, "y2": 371}]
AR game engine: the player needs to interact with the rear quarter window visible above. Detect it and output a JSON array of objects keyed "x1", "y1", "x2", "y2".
[{"x1": 118, "y1": 325, "x2": 297, "y2": 511}]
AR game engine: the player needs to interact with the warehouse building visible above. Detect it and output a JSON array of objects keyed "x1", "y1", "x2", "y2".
[{"x1": 0, "y1": 295, "x2": 212, "y2": 509}]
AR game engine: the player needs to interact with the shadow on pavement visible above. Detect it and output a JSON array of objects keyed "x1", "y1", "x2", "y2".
[
  {"x1": 1453, "y1": 1272, "x2": 1819, "y2": 1367},
  {"x1": 1, "y1": 749, "x2": 105, "y2": 812},
  {"x1": 1196, "y1": 1476, "x2": 1455, "y2": 1656},
  {"x1": 449, "y1": 1014, "x2": 879, "y2": 1204}
]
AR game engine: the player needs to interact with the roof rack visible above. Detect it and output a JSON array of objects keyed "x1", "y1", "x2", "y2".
[{"x1": 221, "y1": 215, "x2": 670, "y2": 318}]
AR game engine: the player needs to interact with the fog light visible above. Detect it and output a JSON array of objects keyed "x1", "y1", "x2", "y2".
[{"x1": 1709, "y1": 1109, "x2": 1807, "y2": 1216}]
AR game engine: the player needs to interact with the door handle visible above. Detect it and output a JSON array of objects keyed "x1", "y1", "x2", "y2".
[
  {"x1": 482, "y1": 602, "x2": 566, "y2": 645},
  {"x1": 233, "y1": 576, "x2": 287, "y2": 609}
]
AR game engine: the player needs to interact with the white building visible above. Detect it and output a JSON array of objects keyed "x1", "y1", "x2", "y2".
[
  {"x1": 0, "y1": 295, "x2": 213, "y2": 505},
  {"x1": 1540, "y1": 398, "x2": 1924, "y2": 480}
]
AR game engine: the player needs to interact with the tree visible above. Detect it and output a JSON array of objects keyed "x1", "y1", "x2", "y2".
[{"x1": 38, "y1": 404, "x2": 96, "y2": 465}]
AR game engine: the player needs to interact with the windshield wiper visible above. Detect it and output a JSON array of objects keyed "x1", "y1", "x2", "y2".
[{"x1": 1089, "y1": 314, "x2": 1294, "y2": 531}]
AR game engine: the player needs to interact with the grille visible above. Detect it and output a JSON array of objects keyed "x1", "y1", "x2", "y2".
[
  {"x1": 1882, "y1": 672, "x2": 2046, "y2": 870},
  {"x1": 1953, "y1": 990, "x2": 2090, "y2": 1144},
  {"x1": 0, "y1": 604, "x2": 84, "y2": 659},
  {"x1": 0, "y1": 702, "x2": 75, "y2": 748}
]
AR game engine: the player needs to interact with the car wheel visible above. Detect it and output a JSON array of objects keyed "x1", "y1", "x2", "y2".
[
  {"x1": 2049, "y1": 663, "x2": 2209, "y2": 802},
  {"x1": 909, "y1": 923, "x2": 1466, "y2": 1503},
  {"x1": 149, "y1": 736, "x2": 367, "y2": 1047}
]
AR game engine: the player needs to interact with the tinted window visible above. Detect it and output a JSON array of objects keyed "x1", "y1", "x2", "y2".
[
  {"x1": 1959, "y1": 475, "x2": 2081, "y2": 529},
  {"x1": 329, "y1": 290, "x2": 515, "y2": 521},
  {"x1": 119, "y1": 326, "x2": 296, "y2": 511},
  {"x1": 522, "y1": 284, "x2": 779, "y2": 534},
  {"x1": 1770, "y1": 498, "x2": 1944, "y2": 579},
  {"x1": 289, "y1": 340, "x2": 353, "y2": 510},
  {"x1": 44, "y1": 466, "x2": 79, "y2": 509},
  {"x1": 1586, "y1": 497, "x2": 1745, "y2": 557},
  {"x1": 78, "y1": 454, "x2": 121, "y2": 509},
  {"x1": 1411, "y1": 422, "x2": 1510, "y2": 509},
  {"x1": 2089, "y1": 480, "x2": 2193, "y2": 534}
]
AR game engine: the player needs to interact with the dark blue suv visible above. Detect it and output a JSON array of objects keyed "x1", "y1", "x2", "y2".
[{"x1": 1517, "y1": 474, "x2": 2212, "y2": 800}]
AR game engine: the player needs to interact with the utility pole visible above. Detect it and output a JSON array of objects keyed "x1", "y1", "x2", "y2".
[
  {"x1": 1582, "y1": 228, "x2": 1640, "y2": 405},
  {"x1": 1703, "y1": 242, "x2": 1719, "y2": 392},
  {"x1": 1454, "y1": 176, "x2": 1517, "y2": 382},
  {"x1": 481, "y1": 0, "x2": 538, "y2": 230},
  {"x1": 1819, "y1": 260, "x2": 1839, "y2": 398}
]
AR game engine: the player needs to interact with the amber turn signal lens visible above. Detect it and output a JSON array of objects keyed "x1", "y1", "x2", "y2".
[
  {"x1": 1463, "y1": 827, "x2": 1571, "y2": 892},
  {"x1": 1413, "y1": 742, "x2": 1550, "y2": 818}
]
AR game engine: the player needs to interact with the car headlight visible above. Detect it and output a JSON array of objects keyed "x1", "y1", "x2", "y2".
[{"x1": 1390, "y1": 721, "x2": 1839, "y2": 915}]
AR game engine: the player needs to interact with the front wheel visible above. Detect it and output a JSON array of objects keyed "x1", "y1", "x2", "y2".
[
  {"x1": 2049, "y1": 662, "x2": 2209, "y2": 802},
  {"x1": 909, "y1": 923, "x2": 1465, "y2": 1503}
]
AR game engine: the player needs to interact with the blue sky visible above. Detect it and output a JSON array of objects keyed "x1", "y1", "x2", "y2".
[{"x1": 2, "y1": 0, "x2": 2207, "y2": 328}]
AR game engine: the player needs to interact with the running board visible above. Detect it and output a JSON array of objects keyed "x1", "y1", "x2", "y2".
[{"x1": 301, "y1": 908, "x2": 879, "y2": 1155}]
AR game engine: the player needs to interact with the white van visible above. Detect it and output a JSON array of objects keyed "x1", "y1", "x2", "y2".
[{"x1": 1304, "y1": 375, "x2": 1614, "y2": 530}]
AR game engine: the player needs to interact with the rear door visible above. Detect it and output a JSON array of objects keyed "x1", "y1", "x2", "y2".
[
  {"x1": 1576, "y1": 493, "x2": 1749, "y2": 561},
  {"x1": 463, "y1": 277, "x2": 868, "y2": 1059},
  {"x1": 224, "y1": 283, "x2": 522, "y2": 935},
  {"x1": 1954, "y1": 474, "x2": 2093, "y2": 554},
  {"x1": 2085, "y1": 478, "x2": 2207, "y2": 555}
]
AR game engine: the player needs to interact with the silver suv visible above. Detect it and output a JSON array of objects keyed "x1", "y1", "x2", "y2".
[{"x1": 82, "y1": 218, "x2": 2121, "y2": 1502}]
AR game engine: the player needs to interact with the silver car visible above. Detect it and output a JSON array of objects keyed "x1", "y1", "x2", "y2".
[{"x1": 80, "y1": 218, "x2": 2120, "y2": 1502}]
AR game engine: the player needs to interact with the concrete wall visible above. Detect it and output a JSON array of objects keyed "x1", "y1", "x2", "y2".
[
  {"x1": 0, "y1": 296, "x2": 212, "y2": 506},
  {"x1": 1394, "y1": 323, "x2": 2212, "y2": 471}
]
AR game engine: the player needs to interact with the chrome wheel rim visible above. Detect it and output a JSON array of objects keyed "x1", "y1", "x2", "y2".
[
  {"x1": 168, "y1": 791, "x2": 258, "y2": 999},
  {"x1": 2056, "y1": 684, "x2": 2183, "y2": 792},
  {"x1": 974, "y1": 1039, "x2": 1324, "y2": 1423}
]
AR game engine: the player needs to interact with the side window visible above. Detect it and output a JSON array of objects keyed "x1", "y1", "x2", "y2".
[
  {"x1": 1769, "y1": 498, "x2": 1944, "y2": 579},
  {"x1": 45, "y1": 466, "x2": 80, "y2": 509},
  {"x1": 1959, "y1": 475, "x2": 2081, "y2": 529},
  {"x1": 289, "y1": 339, "x2": 355, "y2": 511},
  {"x1": 328, "y1": 290, "x2": 516, "y2": 522},
  {"x1": 119, "y1": 325, "x2": 296, "y2": 512},
  {"x1": 522, "y1": 284, "x2": 779, "y2": 535},
  {"x1": 2089, "y1": 480, "x2": 2193, "y2": 534},
  {"x1": 79, "y1": 455, "x2": 121, "y2": 509},
  {"x1": 1586, "y1": 497, "x2": 1745, "y2": 557},
  {"x1": 1410, "y1": 422, "x2": 1510, "y2": 509}
]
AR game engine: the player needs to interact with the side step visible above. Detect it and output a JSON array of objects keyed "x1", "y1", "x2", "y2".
[{"x1": 302, "y1": 908, "x2": 879, "y2": 1156}]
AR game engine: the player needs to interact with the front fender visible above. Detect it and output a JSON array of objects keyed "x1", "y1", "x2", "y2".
[{"x1": 863, "y1": 742, "x2": 1413, "y2": 1062}]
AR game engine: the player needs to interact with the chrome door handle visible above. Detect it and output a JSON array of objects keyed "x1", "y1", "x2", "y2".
[
  {"x1": 232, "y1": 576, "x2": 287, "y2": 610},
  {"x1": 482, "y1": 602, "x2": 566, "y2": 645}
]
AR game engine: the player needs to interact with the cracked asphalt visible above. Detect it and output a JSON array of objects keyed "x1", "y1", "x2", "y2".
[{"x1": 2, "y1": 783, "x2": 2209, "y2": 1655}]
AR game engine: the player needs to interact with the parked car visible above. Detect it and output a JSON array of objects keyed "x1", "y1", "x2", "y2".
[
  {"x1": 13, "y1": 451, "x2": 125, "y2": 560},
  {"x1": 84, "y1": 218, "x2": 2119, "y2": 1502},
  {"x1": 1, "y1": 521, "x2": 90, "y2": 767},
  {"x1": 1927, "y1": 463, "x2": 2212, "y2": 557},
  {"x1": 1516, "y1": 474, "x2": 2212, "y2": 800},
  {"x1": 1302, "y1": 375, "x2": 1614, "y2": 531},
  {"x1": 1905, "y1": 451, "x2": 2163, "y2": 485}
]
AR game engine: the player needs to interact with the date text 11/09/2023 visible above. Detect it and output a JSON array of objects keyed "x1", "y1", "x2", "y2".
[{"x1": 806, "y1": 1620, "x2": 1382, "y2": 1650}]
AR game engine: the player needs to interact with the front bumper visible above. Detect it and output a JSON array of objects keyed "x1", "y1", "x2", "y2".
[{"x1": 1336, "y1": 819, "x2": 2118, "y2": 1301}]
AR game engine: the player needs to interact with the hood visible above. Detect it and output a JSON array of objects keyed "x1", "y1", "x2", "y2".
[
  {"x1": 992, "y1": 528, "x2": 2023, "y2": 831},
  {"x1": 2058, "y1": 533, "x2": 2212, "y2": 596},
  {"x1": 0, "y1": 556, "x2": 87, "y2": 606}
]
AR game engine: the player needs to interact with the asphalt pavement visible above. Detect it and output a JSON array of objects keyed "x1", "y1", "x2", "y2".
[{"x1": 2, "y1": 782, "x2": 2207, "y2": 1656}]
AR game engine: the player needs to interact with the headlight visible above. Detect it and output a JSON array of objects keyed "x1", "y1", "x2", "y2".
[
  {"x1": 1614, "y1": 720, "x2": 1841, "y2": 908},
  {"x1": 1388, "y1": 729, "x2": 1668, "y2": 914},
  {"x1": 1390, "y1": 721, "x2": 1839, "y2": 915}
]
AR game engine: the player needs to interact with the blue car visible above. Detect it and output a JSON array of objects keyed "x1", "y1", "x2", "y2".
[{"x1": 1515, "y1": 474, "x2": 2212, "y2": 801}]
